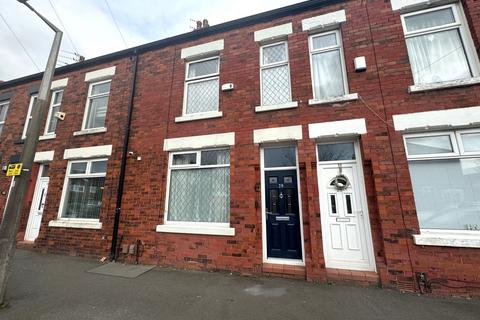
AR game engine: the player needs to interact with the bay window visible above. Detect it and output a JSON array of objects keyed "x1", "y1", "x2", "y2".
[
  {"x1": 166, "y1": 149, "x2": 230, "y2": 225},
  {"x1": 309, "y1": 30, "x2": 348, "y2": 100},
  {"x1": 260, "y1": 41, "x2": 292, "y2": 106},
  {"x1": 405, "y1": 130, "x2": 480, "y2": 231},
  {"x1": 60, "y1": 159, "x2": 107, "y2": 219},
  {"x1": 183, "y1": 57, "x2": 220, "y2": 115},
  {"x1": 401, "y1": 3, "x2": 480, "y2": 85},
  {"x1": 0, "y1": 100, "x2": 9, "y2": 137}
]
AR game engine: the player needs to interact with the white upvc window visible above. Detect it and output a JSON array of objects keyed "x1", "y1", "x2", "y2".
[
  {"x1": 401, "y1": 3, "x2": 480, "y2": 85},
  {"x1": 183, "y1": 56, "x2": 220, "y2": 115},
  {"x1": 165, "y1": 148, "x2": 230, "y2": 226},
  {"x1": 58, "y1": 158, "x2": 108, "y2": 220},
  {"x1": 308, "y1": 29, "x2": 348, "y2": 100},
  {"x1": 0, "y1": 100, "x2": 9, "y2": 137},
  {"x1": 44, "y1": 90, "x2": 63, "y2": 136},
  {"x1": 260, "y1": 41, "x2": 292, "y2": 106},
  {"x1": 404, "y1": 129, "x2": 480, "y2": 235},
  {"x1": 22, "y1": 94, "x2": 37, "y2": 139},
  {"x1": 82, "y1": 80, "x2": 111, "y2": 130}
]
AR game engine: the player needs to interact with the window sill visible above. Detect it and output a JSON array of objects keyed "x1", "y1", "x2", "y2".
[
  {"x1": 408, "y1": 77, "x2": 480, "y2": 93},
  {"x1": 308, "y1": 93, "x2": 358, "y2": 106},
  {"x1": 39, "y1": 134, "x2": 56, "y2": 141},
  {"x1": 48, "y1": 219, "x2": 102, "y2": 230},
  {"x1": 156, "y1": 224, "x2": 235, "y2": 236},
  {"x1": 255, "y1": 101, "x2": 298, "y2": 113},
  {"x1": 413, "y1": 230, "x2": 480, "y2": 248},
  {"x1": 175, "y1": 111, "x2": 223, "y2": 123},
  {"x1": 73, "y1": 127, "x2": 107, "y2": 136}
]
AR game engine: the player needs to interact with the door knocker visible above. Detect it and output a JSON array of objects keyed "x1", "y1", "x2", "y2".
[{"x1": 329, "y1": 164, "x2": 350, "y2": 191}]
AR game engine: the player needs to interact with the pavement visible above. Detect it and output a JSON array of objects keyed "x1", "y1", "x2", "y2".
[{"x1": 1, "y1": 250, "x2": 479, "y2": 320}]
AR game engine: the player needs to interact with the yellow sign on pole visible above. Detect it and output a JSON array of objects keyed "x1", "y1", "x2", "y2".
[{"x1": 6, "y1": 163, "x2": 23, "y2": 177}]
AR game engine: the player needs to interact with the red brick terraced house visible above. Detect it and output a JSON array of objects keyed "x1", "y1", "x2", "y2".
[{"x1": 1, "y1": 0, "x2": 480, "y2": 297}]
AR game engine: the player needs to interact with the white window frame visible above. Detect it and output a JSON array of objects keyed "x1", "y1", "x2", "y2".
[
  {"x1": 57, "y1": 158, "x2": 108, "y2": 222},
  {"x1": 22, "y1": 94, "x2": 37, "y2": 139},
  {"x1": 43, "y1": 89, "x2": 63, "y2": 136},
  {"x1": 404, "y1": 129, "x2": 480, "y2": 246},
  {"x1": 0, "y1": 100, "x2": 9, "y2": 137},
  {"x1": 182, "y1": 56, "x2": 220, "y2": 116},
  {"x1": 81, "y1": 79, "x2": 111, "y2": 131},
  {"x1": 308, "y1": 29, "x2": 349, "y2": 100},
  {"x1": 163, "y1": 148, "x2": 230, "y2": 228},
  {"x1": 400, "y1": 3, "x2": 480, "y2": 85},
  {"x1": 259, "y1": 41, "x2": 293, "y2": 107}
]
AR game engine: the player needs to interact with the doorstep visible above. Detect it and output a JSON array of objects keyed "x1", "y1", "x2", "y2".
[
  {"x1": 326, "y1": 268, "x2": 379, "y2": 287},
  {"x1": 16, "y1": 240, "x2": 35, "y2": 250},
  {"x1": 262, "y1": 263, "x2": 306, "y2": 280}
]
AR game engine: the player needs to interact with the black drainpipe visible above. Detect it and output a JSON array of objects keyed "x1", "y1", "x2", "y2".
[{"x1": 110, "y1": 51, "x2": 139, "y2": 261}]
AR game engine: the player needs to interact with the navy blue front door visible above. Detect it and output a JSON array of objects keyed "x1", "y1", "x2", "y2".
[{"x1": 265, "y1": 170, "x2": 302, "y2": 260}]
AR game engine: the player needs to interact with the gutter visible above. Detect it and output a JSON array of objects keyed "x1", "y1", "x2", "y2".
[{"x1": 109, "y1": 51, "x2": 139, "y2": 261}]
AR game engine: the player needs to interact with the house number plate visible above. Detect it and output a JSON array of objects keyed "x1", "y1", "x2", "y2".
[{"x1": 336, "y1": 217, "x2": 351, "y2": 222}]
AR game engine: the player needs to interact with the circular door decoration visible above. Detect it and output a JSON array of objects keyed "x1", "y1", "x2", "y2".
[{"x1": 329, "y1": 174, "x2": 350, "y2": 191}]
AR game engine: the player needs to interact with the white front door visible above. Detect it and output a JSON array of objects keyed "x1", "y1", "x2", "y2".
[
  {"x1": 317, "y1": 141, "x2": 375, "y2": 271},
  {"x1": 25, "y1": 167, "x2": 49, "y2": 241}
]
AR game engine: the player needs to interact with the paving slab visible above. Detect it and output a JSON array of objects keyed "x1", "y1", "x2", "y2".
[
  {"x1": 87, "y1": 262, "x2": 155, "y2": 278},
  {"x1": 1, "y1": 249, "x2": 479, "y2": 320}
]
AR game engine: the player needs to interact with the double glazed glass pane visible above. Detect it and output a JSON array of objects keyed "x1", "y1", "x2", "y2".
[
  {"x1": 312, "y1": 33, "x2": 338, "y2": 50},
  {"x1": 91, "y1": 160, "x2": 108, "y2": 174},
  {"x1": 261, "y1": 65, "x2": 290, "y2": 106},
  {"x1": 47, "y1": 91, "x2": 63, "y2": 134},
  {"x1": 63, "y1": 177, "x2": 105, "y2": 219},
  {"x1": 263, "y1": 43, "x2": 287, "y2": 65},
  {"x1": 186, "y1": 78, "x2": 219, "y2": 114},
  {"x1": 406, "y1": 135, "x2": 453, "y2": 155},
  {"x1": 173, "y1": 153, "x2": 197, "y2": 165},
  {"x1": 318, "y1": 143, "x2": 356, "y2": 161},
  {"x1": 312, "y1": 50, "x2": 345, "y2": 99},
  {"x1": 0, "y1": 103, "x2": 8, "y2": 137},
  {"x1": 264, "y1": 146, "x2": 296, "y2": 168},
  {"x1": 461, "y1": 133, "x2": 480, "y2": 152},
  {"x1": 168, "y1": 167, "x2": 230, "y2": 223},
  {"x1": 201, "y1": 149, "x2": 229, "y2": 165},
  {"x1": 86, "y1": 96, "x2": 109, "y2": 128},
  {"x1": 404, "y1": 8, "x2": 455, "y2": 32},
  {"x1": 91, "y1": 82, "x2": 111, "y2": 95},
  {"x1": 70, "y1": 162, "x2": 87, "y2": 174},
  {"x1": 406, "y1": 29, "x2": 471, "y2": 84},
  {"x1": 409, "y1": 158, "x2": 480, "y2": 230},
  {"x1": 188, "y1": 58, "x2": 218, "y2": 79}
]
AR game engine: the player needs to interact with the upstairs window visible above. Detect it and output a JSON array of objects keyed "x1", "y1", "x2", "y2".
[
  {"x1": 183, "y1": 57, "x2": 220, "y2": 115},
  {"x1": 401, "y1": 3, "x2": 480, "y2": 85},
  {"x1": 260, "y1": 42, "x2": 292, "y2": 106},
  {"x1": 22, "y1": 94, "x2": 37, "y2": 139},
  {"x1": 44, "y1": 90, "x2": 63, "y2": 135},
  {"x1": 83, "y1": 80, "x2": 111, "y2": 129},
  {"x1": 0, "y1": 100, "x2": 9, "y2": 137},
  {"x1": 309, "y1": 30, "x2": 348, "y2": 99}
]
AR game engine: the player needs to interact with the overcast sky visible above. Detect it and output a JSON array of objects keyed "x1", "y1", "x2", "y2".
[{"x1": 0, "y1": 0, "x2": 304, "y2": 81}]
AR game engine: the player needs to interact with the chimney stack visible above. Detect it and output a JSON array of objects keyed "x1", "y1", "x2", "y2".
[
  {"x1": 196, "y1": 20, "x2": 202, "y2": 29},
  {"x1": 202, "y1": 19, "x2": 209, "y2": 28}
]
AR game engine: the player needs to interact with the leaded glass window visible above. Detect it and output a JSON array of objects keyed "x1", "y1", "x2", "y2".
[
  {"x1": 260, "y1": 42, "x2": 292, "y2": 106},
  {"x1": 184, "y1": 57, "x2": 220, "y2": 115}
]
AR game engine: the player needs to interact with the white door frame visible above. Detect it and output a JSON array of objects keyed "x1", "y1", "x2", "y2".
[
  {"x1": 316, "y1": 138, "x2": 376, "y2": 272},
  {"x1": 24, "y1": 165, "x2": 49, "y2": 242},
  {"x1": 260, "y1": 143, "x2": 305, "y2": 266}
]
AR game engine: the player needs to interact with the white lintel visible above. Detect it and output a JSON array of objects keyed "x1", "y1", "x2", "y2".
[
  {"x1": 392, "y1": 106, "x2": 480, "y2": 131},
  {"x1": 64, "y1": 145, "x2": 113, "y2": 160},
  {"x1": 302, "y1": 9, "x2": 346, "y2": 32},
  {"x1": 50, "y1": 78, "x2": 68, "y2": 90},
  {"x1": 163, "y1": 132, "x2": 235, "y2": 151},
  {"x1": 34, "y1": 150, "x2": 54, "y2": 163},
  {"x1": 181, "y1": 39, "x2": 224, "y2": 60},
  {"x1": 390, "y1": 0, "x2": 446, "y2": 11},
  {"x1": 254, "y1": 23, "x2": 293, "y2": 42},
  {"x1": 85, "y1": 66, "x2": 116, "y2": 82},
  {"x1": 253, "y1": 125, "x2": 302, "y2": 144},
  {"x1": 309, "y1": 118, "x2": 367, "y2": 139}
]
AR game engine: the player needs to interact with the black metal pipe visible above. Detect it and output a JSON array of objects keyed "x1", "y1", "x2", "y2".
[{"x1": 109, "y1": 51, "x2": 138, "y2": 261}]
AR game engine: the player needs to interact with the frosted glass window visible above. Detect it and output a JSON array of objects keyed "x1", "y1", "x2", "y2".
[
  {"x1": 402, "y1": 4, "x2": 477, "y2": 85},
  {"x1": 184, "y1": 57, "x2": 220, "y2": 115},
  {"x1": 260, "y1": 42, "x2": 291, "y2": 106},
  {"x1": 85, "y1": 81, "x2": 111, "y2": 129},
  {"x1": 405, "y1": 135, "x2": 453, "y2": 155},
  {"x1": 310, "y1": 30, "x2": 347, "y2": 99},
  {"x1": 318, "y1": 143, "x2": 355, "y2": 161},
  {"x1": 409, "y1": 159, "x2": 480, "y2": 230},
  {"x1": 167, "y1": 149, "x2": 230, "y2": 223},
  {"x1": 461, "y1": 133, "x2": 480, "y2": 152}
]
